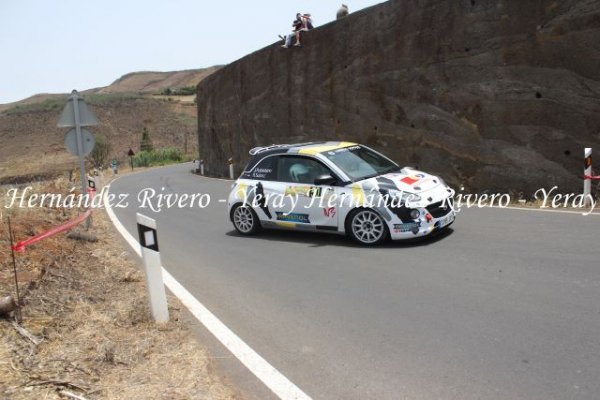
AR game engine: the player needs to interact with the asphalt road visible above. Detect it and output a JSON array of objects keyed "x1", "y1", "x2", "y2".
[{"x1": 109, "y1": 163, "x2": 600, "y2": 400}]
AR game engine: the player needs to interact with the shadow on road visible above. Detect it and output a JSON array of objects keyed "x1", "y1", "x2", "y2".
[{"x1": 225, "y1": 227, "x2": 454, "y2": 249}]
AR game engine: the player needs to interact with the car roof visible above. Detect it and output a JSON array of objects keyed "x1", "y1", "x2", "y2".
[{"x1": 249, "y1": 141, "x2": 357, "y2": 158}]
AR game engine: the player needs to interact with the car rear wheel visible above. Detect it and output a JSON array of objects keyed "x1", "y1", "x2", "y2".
[
  {"x1": 348, "y1": 209, "x2": 388, "y2": 245},
  {"x1": 232, "y1": 205, "x2": 261, "y2": 235}
]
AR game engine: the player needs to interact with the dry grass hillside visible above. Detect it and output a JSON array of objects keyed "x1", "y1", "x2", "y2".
[
  {"x1": 97, "y1": 67, "x2": 220, "y2": 95},
  {"x1": 0, "y1": 67, "x2": 219, "y2": 183}
]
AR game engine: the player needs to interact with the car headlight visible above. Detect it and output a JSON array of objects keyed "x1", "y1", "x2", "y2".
[{"x1": 409, "y1": 209, "x2": 420, "y2": 219}]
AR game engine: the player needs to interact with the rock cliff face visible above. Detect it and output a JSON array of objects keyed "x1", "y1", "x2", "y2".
[{"x1": 197, "y1": 0, "x2": 600, "y2": 194}]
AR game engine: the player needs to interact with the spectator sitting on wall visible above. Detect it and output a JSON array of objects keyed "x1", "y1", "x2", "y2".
[
  {"x1": 337, "y1": 4, "x2": 349, "y2": 19},
  {"x1": 302, "y1": 13, "x2": 313, "y2": 30},
  {"x1": 282, "y1": 13, "x2": 306, "y2": 48}
]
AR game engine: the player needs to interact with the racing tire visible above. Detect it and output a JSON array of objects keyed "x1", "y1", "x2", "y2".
[
  {"x1": 347, "y1": 208, "x2": 389, "y2": 245},
  {"x1": 231, "y1": 204, "x2": 261, "y2": 235}
]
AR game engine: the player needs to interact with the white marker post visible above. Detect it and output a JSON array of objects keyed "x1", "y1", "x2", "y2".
[
  {"x1": 136, "y1": 213, "x2": 169, "y2": 323},
  {"x1": 584, "y1": 148, "x2": 592, "y2": 207},
  {"x1": 200, "y1": 159, "x2": 205, "y2": 176},
  {"x1": 228, "y1": 158, "x2": 234, "y2": 179}
]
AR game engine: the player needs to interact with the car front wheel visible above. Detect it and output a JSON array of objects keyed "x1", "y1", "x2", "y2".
[
  {"x1": 348, "y1": 209, "x2": 389, "y2": 245},
  {"x1": 232, "y1": 205, "x2": 261, "y2": 235}
]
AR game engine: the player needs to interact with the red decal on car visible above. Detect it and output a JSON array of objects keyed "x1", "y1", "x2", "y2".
[
  {"x1": 400, "y1": 176, "x2": 419, "y2": 185},
  {"x1": 323, "y1": 207, "x2": 336, "y2": 217}
]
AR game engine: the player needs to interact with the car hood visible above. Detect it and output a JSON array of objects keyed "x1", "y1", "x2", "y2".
[{"x1": 357, "y1": 168, "x2": 442, "y2": 194}]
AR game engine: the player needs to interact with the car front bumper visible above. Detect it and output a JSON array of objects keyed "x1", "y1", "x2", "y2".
[{"x1": 388, "y1": 207, "x2": 455, "y2": 240}]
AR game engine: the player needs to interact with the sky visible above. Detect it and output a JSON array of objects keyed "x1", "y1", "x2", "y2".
[{"x1": 0, "y1": 0, "x2": 385, "y2": 104}]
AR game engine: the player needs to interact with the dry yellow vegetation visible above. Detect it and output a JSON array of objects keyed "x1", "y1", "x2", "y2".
[{"x1": 0, "y1": 177, "x2": 241, "y2": 399}]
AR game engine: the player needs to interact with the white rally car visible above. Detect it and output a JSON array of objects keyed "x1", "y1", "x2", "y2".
[{"x1": 227, "y1": 142, "x2": 455, "y2": 245}]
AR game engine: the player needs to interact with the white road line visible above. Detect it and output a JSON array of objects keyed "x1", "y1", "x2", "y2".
[
  {"x1": 194, "y1": 174, "x2": 234, "y2": 182},
  {"x1": 488, "y1": 205, "x2": 600, "y2": 216},
  {"x1": 103, "y1": 183, "x2": 312, "y2": 400}
]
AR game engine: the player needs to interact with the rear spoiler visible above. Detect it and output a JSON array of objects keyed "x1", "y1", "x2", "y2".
[{"x1": 249, "y1": 144, "x2": 290, "y2": 155}]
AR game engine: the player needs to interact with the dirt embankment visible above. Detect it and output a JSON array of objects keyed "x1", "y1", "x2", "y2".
[
  {"x1": 0, "y1": 66, "x2": 222, "y2": 184},
  {"x1": 0, "y1": 96, "x2": 198, "y2": 185},
  {"x1": 0, "y1": 177, "x2": 241, "y2": 399}
]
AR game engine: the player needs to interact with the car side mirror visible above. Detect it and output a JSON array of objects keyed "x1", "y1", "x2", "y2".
[{"x1": 314, "y1": 174, "x2": 337, "y2": 186}]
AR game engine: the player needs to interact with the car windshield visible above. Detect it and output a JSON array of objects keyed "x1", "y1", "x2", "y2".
[{"x1": 321, "y1": 145, "x2": 400, "y2": 181}]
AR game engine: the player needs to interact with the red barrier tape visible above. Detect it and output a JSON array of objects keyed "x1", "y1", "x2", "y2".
[
  {"x1": 584, "y1": 175, "x2": 600, "y2": 180},
  {"x1": 11, "y1": 209, "x2": 92, "y2": 252}
]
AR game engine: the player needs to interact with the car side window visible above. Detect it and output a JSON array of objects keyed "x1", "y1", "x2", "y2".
[
  {"x1": 246, "y1": 156, "x2": 277, "y2": 180},
  {"x1": 277, "y1": 156, "x2": 332, "y2": 184}
]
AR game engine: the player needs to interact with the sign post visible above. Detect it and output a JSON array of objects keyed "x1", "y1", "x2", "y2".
[
  {"x1": 136, "y1": 213, "x2": 169, "y2": 323},
  {"x1": 58, "y1": 90, "x2": 98, "y2": 229},
  {"x1": 584, "y1": 148, "x2": 592, "y2": 207}
]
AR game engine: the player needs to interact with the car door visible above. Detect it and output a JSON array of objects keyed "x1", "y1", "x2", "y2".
[
  {"x1": 270, "y1": 155, "x2": 340, "y2": 231},
  {"x1": 236, "y1": 155, "x2": 281, "y2": 223}
]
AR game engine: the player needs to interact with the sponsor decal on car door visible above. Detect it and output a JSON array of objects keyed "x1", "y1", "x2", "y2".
[
  {"x1": 291, "y1": 183, "x2": 339, "y2": 230},
  {"x1": 269, "y1": 182, "x2": 339, "y2": 230}
]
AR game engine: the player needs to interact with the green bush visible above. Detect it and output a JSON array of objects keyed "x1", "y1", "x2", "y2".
[
  {"x1": 90, "y1": 135, "x2": 112, "y2": 168},
  {"x1": 85, "y1": 93, "x2": 141, "y2": 106},
  {"x1": 132, "y1": 148, "x2": 183, "y2": 167},
  {"x1": 140, "y1": 127, "x2": 154, "y2": 152},
  {"x1": 160, "y1": 86, "x2": 196, "y2": 96}
]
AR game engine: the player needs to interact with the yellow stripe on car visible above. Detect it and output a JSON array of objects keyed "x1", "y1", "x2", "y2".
[
  {"x1": 351, "y1": 184, "x2": 366, "y2": 206},
  {"x1": 235, "y1": 183, "x2": 248, "y2": 199},
  {"x1": 298, "y1": 141, "x2": 357, "y2": 155}
]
